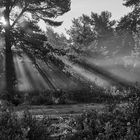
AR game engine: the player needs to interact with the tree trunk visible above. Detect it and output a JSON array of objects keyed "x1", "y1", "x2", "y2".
[
  {"x1": 5, "y1": 29, "x2": 16, "y2": 99},
  {"x1": 4, "y1": 3, "x2": 16, "y2": 101}
]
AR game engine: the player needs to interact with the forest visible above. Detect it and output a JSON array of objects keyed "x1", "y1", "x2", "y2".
[{"x1": 0, "y1": 0, "x2": 140, "y2": 139}]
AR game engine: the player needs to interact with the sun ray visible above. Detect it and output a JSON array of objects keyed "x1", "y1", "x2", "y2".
[{"x1": 0, "y1": 17, "x2": 7, "y2": 26}]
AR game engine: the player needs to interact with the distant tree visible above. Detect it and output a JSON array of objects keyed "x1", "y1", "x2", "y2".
[
  {"x1": 90, "y1": 11, "x2": 115, "y2": 40},
  {"x1": 46, "y1": 27, "x2": 59, "y2": 47},
  {"x1": 0, "y1": 0, "x2": 71, "y2": 102},
  {"x1": 67, "y1": 14, "x2": 96, "y2": 48},
  {"x1": 90, "y1": 11, "x2": 116, "y2": 55},
  {"x1": 46, "y1": 27, "x2": 69, "y2": 50},
  {"x1": 116, "y1": 12, "x2": 138, "y2": 55},
  {"x1": 115, "y1": 0, "x2": 140, "y2": 55},
  {"x1": 67, "y1": 11, "x2": 116, "y2": 56}
]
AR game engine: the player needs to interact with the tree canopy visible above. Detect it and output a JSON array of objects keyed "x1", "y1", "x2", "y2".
[
  {"x1": 116, "y1": 0, "x2": 140, "y2": 55},
  {"x1": 67, "y1": 14, "x2": 95, "y2": 47},
  {"x1": 0, "y1": 0, "x2": 71, "y2": 102},
  {"x1": 0, "y1": 0, "x2": 71, "y2": 44},
  {"x1": 123, "y1": 0, "x2": 140, "y2": 7},
  {"x1": 67, "y1": 11, "x2": 116, "y2": 56}
]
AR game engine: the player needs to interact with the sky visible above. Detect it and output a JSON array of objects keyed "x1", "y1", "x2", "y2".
[{"x1": 51, "y1": 0, "x2": 131, "y2": 35}]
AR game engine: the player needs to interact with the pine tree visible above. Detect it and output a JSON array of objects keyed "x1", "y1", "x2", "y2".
[
  {"x1": 123, "y1": 0, "x2": 140, "y2": 7},
  {"x1": 0, "y1": 0, "x2": 71, "y2": 102}
]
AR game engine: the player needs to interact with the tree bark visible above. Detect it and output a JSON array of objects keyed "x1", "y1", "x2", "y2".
[
  {"x1": 4, "y1": 2, "x2": 16, "y2": 101},
  {"x1": 5, "y1": 29, "x2": 16, "y2": 97}
]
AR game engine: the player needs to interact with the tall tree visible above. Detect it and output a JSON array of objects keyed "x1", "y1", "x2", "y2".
[
  {"x1": 116, "y1": 13, "x2": 137, "y2": 55},
  {"x1": 0, "y1": 0, "x2": 71, "y2": 101},
  {"x1": 122, "y1": 0, "x2": 140, "y2": 33},
  {"x1": 115, "y1": 0, "x2": 140, "y2": 55},
  {"x1": 91, "y1": 11, "x2": 115, "y2": 40},
  {"x1": 90, "y1": 11, "x2": 115, "y2": 53},
  {"x1": 67, "y1": 11, "x2": 115, "y2": 56},
  {"x1": 67, "y1": 14, "x2": 96, "y2": 48}
]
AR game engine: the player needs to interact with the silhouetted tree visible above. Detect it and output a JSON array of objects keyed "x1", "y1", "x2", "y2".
[
  {"x1": 123, "y1": 0, "x2": 140, "y2": 7},
  {"x1": 123, "y1": 0, "x2": 140, "y2": 33},
  {"x1": 0, "y1": 0, "x2": 71, "y2": 102}
]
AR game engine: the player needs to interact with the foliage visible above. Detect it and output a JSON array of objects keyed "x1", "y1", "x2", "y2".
[
  {"x1": 20, "y1": 111, "x2": 50, "y2": 140},
  {"x1": 0, "y1": 87, "x2": 140, "y2": 139},
  {"x1": 123, "y1": 0, "x2": 140, "y2": 7},
  {"x1": 0, "y1": 108, "x2": 50, "y2": 140},
  {"x1": 67, "y1": 11, "x2": 118, "y2": 57},
  {"x1": 90, "y1": 11, "x2": 115, "y2": 40},
  {"x1": 64, "y1": 90, "x2": 140, "y2": 140},
  {"x1": 67, "y1": 4, "x2": 140, "y2": 57},
  {"x1": 0, "y1": 0, "x2": 71, "y2": 102},
  {"x1": 46, "y1": 27, "x2": 70, "y2": 50},
  {"x1": 5, "y1": 85, "x2": 137, "y2": 106},
  {"x1": 1, "y1": 0, "x2": 71, "y2": 49},
  {"x1": 67, "y1": 14, "x2": 96, "y2": 47},
  {"x1": 26, "y1": 90, "x2": 67, "y2": 105},
  {"x1": 117, "y1": 12, "x2": 139, "y2": 33},
  {"x1": 115, "y1": 0, "x2": 140, "y2": 55}
]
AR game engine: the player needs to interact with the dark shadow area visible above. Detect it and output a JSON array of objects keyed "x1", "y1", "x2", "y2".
[{"x1": 4, "y1": 49, "x2": 17, "y2": 102}]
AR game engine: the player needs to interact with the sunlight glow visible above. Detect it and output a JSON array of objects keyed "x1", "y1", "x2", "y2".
[{"x1": 0, "y1": 17, "x2": 7, "y2": 26}]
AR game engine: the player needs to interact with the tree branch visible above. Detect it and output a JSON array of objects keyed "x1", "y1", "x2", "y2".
[
  {"x1": 10, "y1": 0, "x2": 18, "y2": 12},
  {"x1": 37, "y1": 15, "x2": 63, "y2": 26},
  {"x1": 26, "y1": 7, "x2": 49, "y2": 12},
  {"x1": 11, "y1": 4, "x2": 28, "y2": 28}
]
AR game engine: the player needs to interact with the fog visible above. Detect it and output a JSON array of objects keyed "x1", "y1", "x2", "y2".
[{"x1": 0, "y1": 37, "x2": 140, "y2": 92}]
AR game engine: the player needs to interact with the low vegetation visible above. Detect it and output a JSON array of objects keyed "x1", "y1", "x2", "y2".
[
  {"x1": 1, "y1": 84, "x2": 137, "y2": 106},
  {"x1": 0, "y1": 86, "x2": 139, "y2": 140}
]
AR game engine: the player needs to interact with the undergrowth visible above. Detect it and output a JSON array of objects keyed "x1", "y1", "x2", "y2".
[
  {"x1": 0, "y1": 87, "x2": 139, "y2": 139},
  {"x1": 1, "y1": 84, "x2": 138, "y2": 106}
]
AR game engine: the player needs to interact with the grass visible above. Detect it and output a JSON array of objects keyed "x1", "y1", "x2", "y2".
[
  {"x1": 0, "y1": 86, "x2": 139, "y2": 139},
  {"x1": 14, "y1": 103, "x2": 106, "y2": 118}
]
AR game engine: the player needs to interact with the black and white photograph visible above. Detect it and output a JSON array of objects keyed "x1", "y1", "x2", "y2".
[{"x1": 0, "y1": 0, "x2": 140, "y2": 139}]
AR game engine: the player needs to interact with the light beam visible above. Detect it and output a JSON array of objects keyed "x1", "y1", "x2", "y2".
[{"x1": 0, "y1": 17, "x2": 7, "y2": 26}]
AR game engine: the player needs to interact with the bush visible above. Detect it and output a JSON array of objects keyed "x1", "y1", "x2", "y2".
[
  {"x1": 29, "y1": 91, "x2": 53, "y2": 105},
  {"x1": 2, "y1": 84, "x2": 133, "y2": 106},
  {"x1": 66, "y1": 96, "x2": 140, "y2": 140},
  {"x1": 65, "y1": 88, "x2": 122, "y2": 104},
  {"x1": 0, "y1": 108, "x2": 50, "y2": 140},
  {"x1": 0, "y1": 87, "x2": 140, "y2": 139},
  {"x1": 20, "y1": 111, "x2": 50, "y2": 140}
]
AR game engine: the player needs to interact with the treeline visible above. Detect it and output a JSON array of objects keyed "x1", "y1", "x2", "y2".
[{"x1": 46, "y1": 0, "x2": 140, "y2": 58}]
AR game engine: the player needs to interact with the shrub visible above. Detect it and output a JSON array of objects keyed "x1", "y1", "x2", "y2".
[
  {"x1": 66, "y1": 95, "x2": 140, "y2": 140},
  {"x1": 29, "y1": 91, "x2": 53, "y2": 105},
  {"x1": 0, "y1": 108, "x2": 50, "y2": 140},
  {"x1": 20, "y1": 110, "x2": 50, "y2": 140}
]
